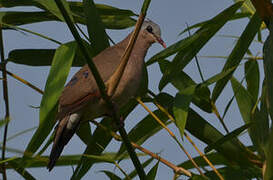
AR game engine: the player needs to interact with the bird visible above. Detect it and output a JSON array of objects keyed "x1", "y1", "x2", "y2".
[{"x1": 47, "y1": 20, "x2": 166, "y2": 171}]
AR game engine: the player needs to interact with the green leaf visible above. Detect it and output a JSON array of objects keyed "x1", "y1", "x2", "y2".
[
  {"x1": 76, "y1": 122, "x2": 92, "y2": 145},
  {"x1": 24, "y1": 41, "x2": 77, "y2": 156},
  {"x1": 146, "y1": 37, "x2": 192, "y2": 66},
  {"x1": 143, "y1": 92, "x2": 251, "y2": 167},
  {"x1": 231, "y1": 77, "x2": 254, "y2": 124},
  {"x1": 9, "y1": 161, "x2": 36, "y2": 180},
  {"x1": 244, "y1": 60, "x2": 260, "y2": 102},
  {"x1": 147, "y1": 161, "x2": 159, "y2": 180},
  {"x1": 259, "y1": 81, "x2": 270, "y2": 145},
  {"x1": 178, "y1": 152, "x2": 229, "y2": 170},
  {"x1": 3, "y1": 127, "x2": 37, "y2": 143},
  {"x1": 230, "y1": 77, "x2": 266, "y2": 150},
  {"x1": 0, "y1": 0, "x2": 39, "y2": 8},
  {"x1": 186, "y1": 109, "x2": 251, "y2": 167},
  {"x1": 173, "y1": 88, "x2": 195, "y2": 138},
  {"x1": 158, "y1": 60, "x2": 212, "y2": 113},
  {"x1": 101, "y1": 171, "x2": 122, "y2": 180},
  {"x1": 180, "y1": 12, "x2": 251, "y2": 35},
  {"x1": 211, "y1": 12, "x2": 262, "y2": 102},
  {"x1": 127, "y1": 157, "x2": 154, "y2": 179},
  {"x1": 83, "y1": 0, "x2": 109, "y2": 55},
  {"x1": 205, "y1": 123, "x2": 251, "y2": 153},
  {"x1": 263, "y1": 21, "x2": 273, "y2": 123},
  {"x1": 264, "y1": 129, "x2": 273, "y2": 179},
  {"x1": 2, "y1": 23, "x2": 61, "y2": 45},
  {"x1": 204, "y1": 166, "x2": 261, "y2": 180},
  {"x1": 33, "y1": 0, "x2": 73, "y2": 22},
  {"x1": 0, "y1": 2, "x2": 135, "y2": 29},
  {"x1": 147, "y1": 2, "x2": 243, "y2": 66},
  {"x1": 8, "y1": 39, "x2": 94, "y2": 67}
]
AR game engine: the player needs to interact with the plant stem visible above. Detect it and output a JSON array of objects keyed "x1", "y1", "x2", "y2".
[
  {"x1": 0, "y1": 24, "x2": 9, "y2": 180},
  {"x1": 136, "y1": 97, "x2": 205, "y2": 177},
  {"x1": 91, "y1": 120, "x2": 192, "y2": 177}
]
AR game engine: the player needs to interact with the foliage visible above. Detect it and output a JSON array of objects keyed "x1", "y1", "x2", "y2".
[{"x1": 0, "y1": 0, "x2": 273, "y2": 179}]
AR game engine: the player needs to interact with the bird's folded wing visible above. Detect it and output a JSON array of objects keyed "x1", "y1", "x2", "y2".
[{"x1": 58, "y1": 44, "x2": 124, "y2": 117}]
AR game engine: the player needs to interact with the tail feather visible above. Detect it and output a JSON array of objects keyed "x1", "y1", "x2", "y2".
[{"x1": 47, "y1": 113, "x2": 81, "y2": 171}]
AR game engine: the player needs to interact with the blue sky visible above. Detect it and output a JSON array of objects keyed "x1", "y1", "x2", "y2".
[{"x1": 1, "y1": 0, "x2": 264, "y2": 179}]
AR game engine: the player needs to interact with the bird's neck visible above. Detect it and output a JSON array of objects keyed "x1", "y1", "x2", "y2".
[{"x1": 119, "y1": 33, "x2": 152, "y2": 59}]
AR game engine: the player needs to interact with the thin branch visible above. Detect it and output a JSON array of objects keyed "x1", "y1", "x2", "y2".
[
  {"x1": 147, "y1": 91, "x2": 223, "y2": 179},
  {"x1": 0, "y1": 24, "x2": 9, "y2": 180},
  {"x1": 91, "y1": 120, "x2": 192, "y2": 177},
  {"x1": 184, "y1": 132, "x2": 224, "y2": 180},
  {"x1": 211, "y1": 102, "x2": 229, "y2": 133},
  {"x1": 2, "y1": 70, "x2": 43, "y2": 95},
  {"x1": 106, "y1": 15, "x2": 145, "y2": 96},
  {"x1": 186, "y1": 23, "x2": 204, "y2": 82},
  {"x1": 136, "y1": 97, "x2": 205, "y2": 177}
]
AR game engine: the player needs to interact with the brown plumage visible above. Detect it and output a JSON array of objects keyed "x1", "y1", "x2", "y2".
[{"x1": 47, "y1": 20, "x2": 165, "y2": 171}]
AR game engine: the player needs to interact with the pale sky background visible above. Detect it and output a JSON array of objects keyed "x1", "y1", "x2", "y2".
[{"x1": 0, "y1": 0, "x2": 265, "y2": 179}]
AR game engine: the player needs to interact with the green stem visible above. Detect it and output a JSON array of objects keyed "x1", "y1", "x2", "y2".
[{"x1": 0, "y1": 24, "x2": 9, "y2": 180}]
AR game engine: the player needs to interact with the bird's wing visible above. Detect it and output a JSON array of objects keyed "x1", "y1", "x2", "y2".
[{"x1": 58, "y1": 45, "x2": 124, "y2": 117}]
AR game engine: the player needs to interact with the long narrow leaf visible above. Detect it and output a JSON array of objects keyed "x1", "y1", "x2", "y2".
[
  {"x1": 244, "y1": 60, "x2": 260, "y2": 102},
  {"x1": 147, "y1": 2, "x2": 243, "y2": 66},
  {"x1": 173, "y1": 88, "x2": 194, "y2": 139},
  {"x1": 211, "y1": 13, "x2": 262, "y2": 101},
  {"x1": 83, "y1": 0, "x2": 109, "y2": 55},
  {"x1": 24, "y1": 41, "x2": 77, "y2": 155},
  {"x1": 205, "y1": 123, "x2": 251, "y2": 153},
  {"x1": 231, "y1": 77, "x2": 266, "y2": 150}
]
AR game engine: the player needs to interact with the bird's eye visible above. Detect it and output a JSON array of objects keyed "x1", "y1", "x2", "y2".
[{"x1": 146, "y1": 25, "x2": 153, "y2": 33}]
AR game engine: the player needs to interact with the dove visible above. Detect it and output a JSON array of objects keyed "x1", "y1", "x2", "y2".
[{"x1": 47, "y1": 20, "x2": 166, "y2": 171}]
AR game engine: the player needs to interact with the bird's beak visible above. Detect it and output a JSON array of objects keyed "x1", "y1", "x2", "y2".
[{"x1": 155, "y1": 36, "x2": 167, "y2": 48}]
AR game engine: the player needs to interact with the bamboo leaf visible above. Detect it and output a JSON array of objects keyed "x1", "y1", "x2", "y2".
[
  {"x1": 205, "y1": 123, "x2": 251, "y2": 153},
  {"x1": 173, "y1": 88, "x2": 195, "y2": 138},
  {"x1": 159, "y1": 60, "x2": 212, "y2": 113},
  {"x1": 101, "y1": 171, "x2": 122, "y2": 180},
  {"x1": 146, "y1": 161, "x2": 159, "y2": 180},
  {"x1": 186, "y1": 109, "x2": 251, "y2": 167},
  {"x1": 0, "y1": 4, "x2": 135, "y2": 29},
  {"x1": 8, "y1": 39, "x2": 93, "y2": 67},
  {"x1": 263, "y1": 21, "x2": 273, "y2": 123},
  {"x1": 230, "y1": 77, "x2": 267, "y2": 150},
  {"x1": 24, "y1": 41, "x2": 77, "y2": 155},
  {"x1": 83, "y1": 0, "x2": 109, "y2": 55},
  {"x1": 178, "y1": 152, "x2": 228, "y2": 170},
  {"x1": 180, "y1": 12, "x2": 251, "y2": 35},
  {"x1": 211, "y1": 12, "x2": 262, "y2": 102},
  {"x1": 9, "y1": 161, "x2": 36, "y2": 180},
  {"x1": 147, "y1": 2, "x2": 243, "y2": 66},
  {"x1": 203, "y1": 166, "x2": 261, "y2": 180},
  {"x1": 244, "y1": 60, "x2": 260, "y2": 102},
  {"x1": 33, "y1": 0, "x2": 73, "y2": 22},
  {"x1": 264, "y1": 129, "x2": 273, "y2": 179}
]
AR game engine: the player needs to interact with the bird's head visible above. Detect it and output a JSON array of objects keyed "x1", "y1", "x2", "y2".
[{"x1": 140, "y1": 20, "x2": 166, "y2": 48}]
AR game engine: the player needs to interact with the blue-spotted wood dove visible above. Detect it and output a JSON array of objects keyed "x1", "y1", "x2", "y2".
[{"x1": 47, "y1": 20, "x2": 166, "y2": 171}]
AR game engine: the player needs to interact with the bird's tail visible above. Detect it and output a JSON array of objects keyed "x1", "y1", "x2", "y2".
[{"x1": 47, "y1": 113, "x2": 81, "y2": 171}]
